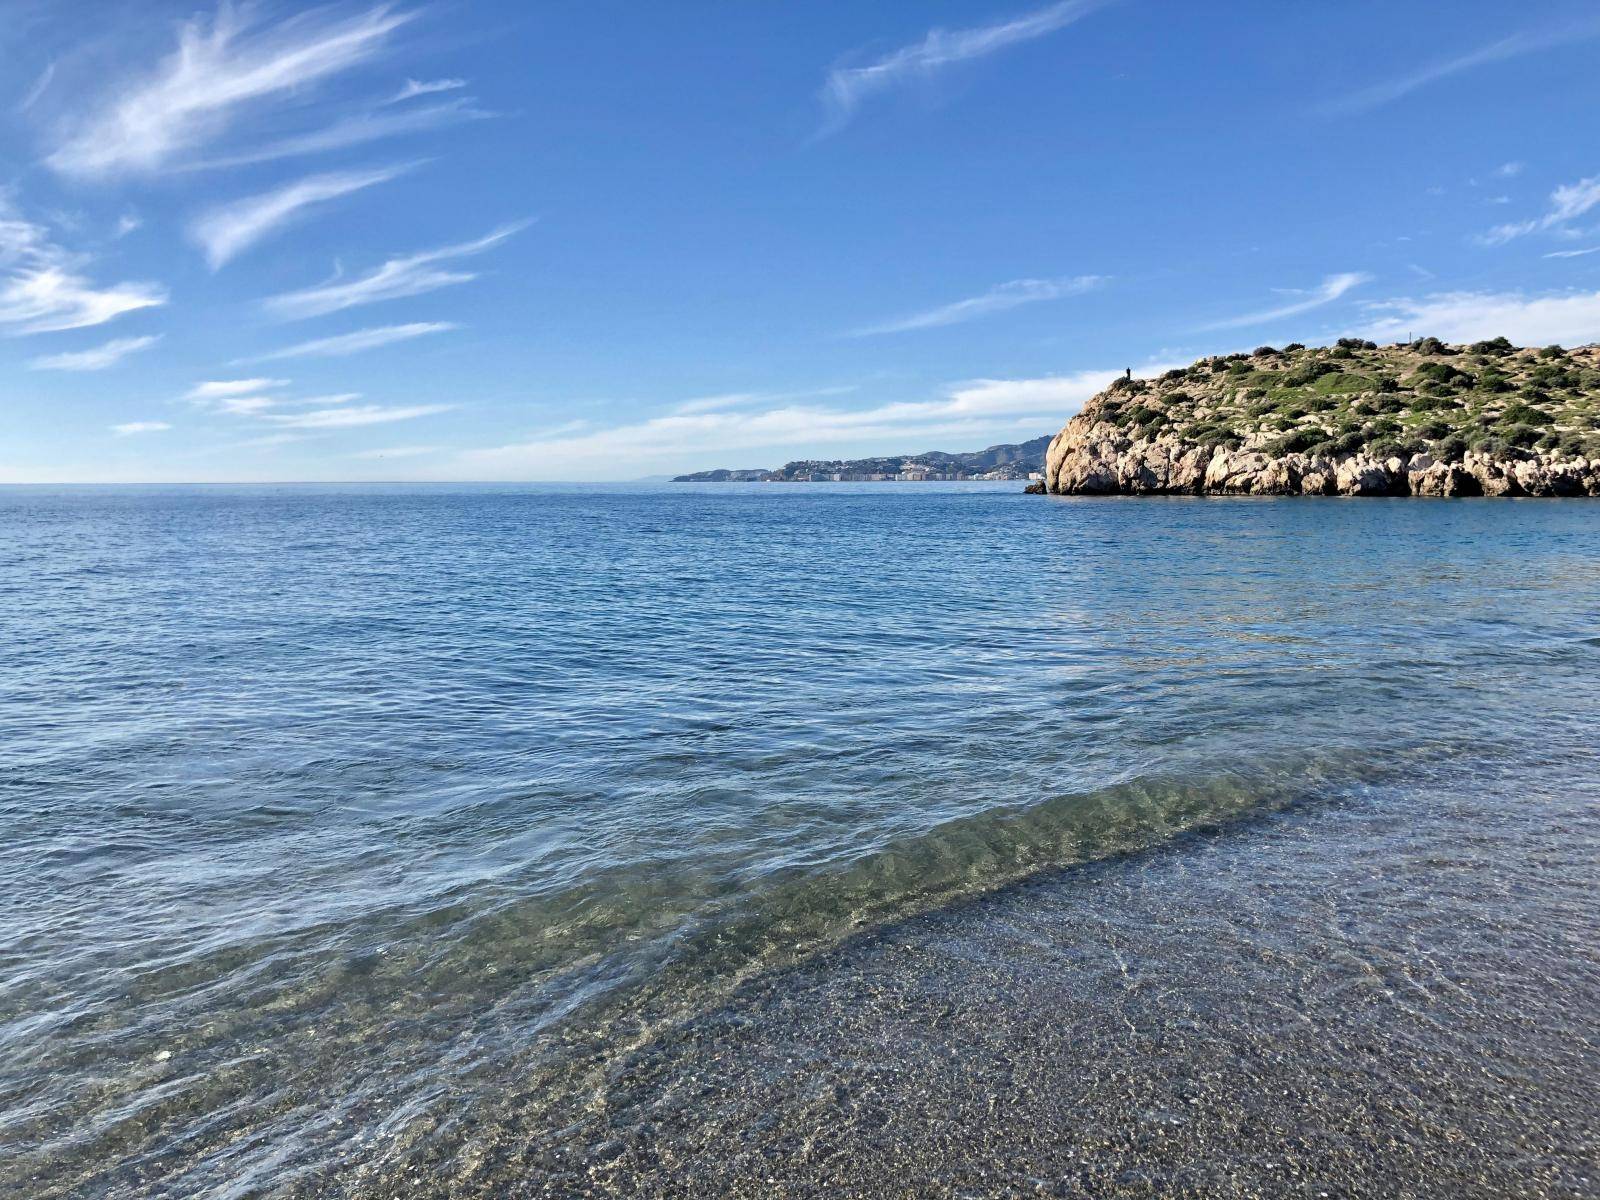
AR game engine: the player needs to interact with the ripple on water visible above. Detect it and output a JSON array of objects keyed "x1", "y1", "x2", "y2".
[{"x1": 0, "y1": 485, "x2": 1597, "y2": 1196}]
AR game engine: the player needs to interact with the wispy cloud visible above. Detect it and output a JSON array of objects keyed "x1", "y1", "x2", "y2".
[
  {"x1": 1198, "y1": 273, "x2": 1371, "y2": 331},
  {"x1": 186, "y1": 378, "x2": 289, "y2": 402},
  {"x1": 111, "y1": 420, "x2": 170, "y2": 436},
  {"x1": 350, "y1": 444, "x2": 443, "y2": 458},
  {"x1": 818, "y1": 0, "x2": 1109, "y2": 135},
  {"x1": 29, "y1": 334, "x2": 160, "y2": 370},
  {"x1": 190, "y1": 163, "x2": 413, "y2": 269},
  {"x1": 389, "y1": 77, "x2": 466, "y2": 103},
  {"x1": 673, "y1": 392, "x2": 765, "y2": 416},
  {"x1": 214, "y1": 395, "x2": 281, "y2": 415},
  {"x1": 1323, "y1": 18, "x2": 1600, "y2": 115},
  {"x1": 1361, "y1": 288, "x2": 1600, "y2": 346},
  {"x1": 291, "y1": 396, "x2": 363, "y2": 412},
  {"x1": 1495, "y1": 161, "x2": 1525, "y2": 178},
  {"x1": 192, "y1": 99, "x2": 490, "y2": 170},
  {"x1": 213, "y1": 391, "x2": 359, "y2": 415},
  {"x1": 458, "y1": 366, "x2": 1169, "y2": 478},
  {"x1": 186, "y1": 380, "x2": 363, "y2": 416},
  {"x1": 242, "y1": 321, "x2": 458, "y2": 362},
  {"x1": 19, "y1": 62, "x2": 55, "y2": 113},
  {"x1": 1482, "y1": 175, "x2": 1600, "y2": 245},
  {"x1": 0, "y1": 198, "x2": 166, "y2": 335},
  {"x1": 673, "y1": 386, "x2": 858, "y2": 415},
  {"x1": 851, "y1": 275, "x2": 1105, "y2": 336},
  {"x1": 1545, "y1": 246, "x2": 1600, "y2": 260},
  {"x1": 47, "y1": 5, "x2": 412, "y2": 178},
  {"x1": 223, "y1": 433, "x2": 310, "y2": 451},
  {"x1": 265, "y1": 403, "x2": 455, "y2": 429},
  {"x1": 243, "y1": 395, "x2": 363, "y2": 419},
  {"x1": 263, "y1": 222, "x2": 528, "y2": 320}
]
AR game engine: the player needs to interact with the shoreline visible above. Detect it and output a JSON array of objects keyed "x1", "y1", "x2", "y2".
[{"x1": 507, "y1": 756, "x2": 1600, "y2": 1199}]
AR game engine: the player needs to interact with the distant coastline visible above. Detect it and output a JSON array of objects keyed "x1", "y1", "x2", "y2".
[
  {"x1": 673, "y1": 436, "x2": 1050, "y2": 483},
  {"x1": 1044, "y1": 338, "x2": 1600, "y2": 497}
]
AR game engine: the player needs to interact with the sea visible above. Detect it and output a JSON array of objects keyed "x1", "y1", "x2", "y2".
[{"x1": 2, "y1": 483, "x2": 1597, "y2": 1198}]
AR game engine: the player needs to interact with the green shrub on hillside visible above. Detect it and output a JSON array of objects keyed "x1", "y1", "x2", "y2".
[
  {"x1": 1409, "y1": 393, "x2": 1460, "y2": 412},
  {"x1": 1530, "y1": 364, "x2": 1580, "y2": 389},
  {"x1": 1368, "y1": 393, "x2": 1409, "y2": 414},
  {"x1": 1504, "y1": 424, "x2": 1543, "y2": 448},
  {"x1": 1368, "y1": 437, "x2": 1417, "y2": 461},
  {"x1": 1413, "y1": 362, "x2": 1473, "y2": 386},
  {"x1": 1282, "y1": 360, "x2": 1338, "y2": 386},
  {"x1": 1267, "y1": 427, "x2": 1329, "y2": 456},
  {"x1": 1126, "y1": 405, "x2": 1169, "y2": 430},
  {"x1": 1500, "y1": 401, "x2": 1552, "y2": 427}
]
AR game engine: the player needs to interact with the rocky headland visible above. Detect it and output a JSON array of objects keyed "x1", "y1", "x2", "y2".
[{"x1": 1044, "y1": 338, "x2": 1600, "y2": 497}]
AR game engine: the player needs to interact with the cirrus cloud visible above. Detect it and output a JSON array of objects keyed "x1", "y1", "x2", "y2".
[
  {"x1": 190, "y1": 163, "x2": 414, "y2": 269},
  {"x1": 1197, "y1": 273, "x2": 1371, "y2": 331},
  {"x1": 185, "y1": 378, "x2": 289, "y2": 402},
  {"x1": 264, "y1": 403, "x2": 455, "y2": 429},
  {"x1": 1481, "y1": 174, "x2": 1600, "y2": 245},
  {"x1": 242, "y1": 321, "x2": 458, "y2": 362},
  {"x1": 46, "y1": 5, "x2": 413, "y2": 178},
  {"x1": 819, "y1": 0, "x2": 1112, "y2": 136},
  {"x1": 851, "y1": 275, "x2": 1106, "y2": 336},
  {"x1": 29, "y1": 334, "x2": 160, "y2": 370},
  {"x1": 262, "y1": 222, "x2": 529, "y2": 320},
  {"x1": 2, "y1": 197, "x2": 166, "y2": 335},
  {"x1": 1321, "y1": 17, "x2": 1600, "y2": 116}
]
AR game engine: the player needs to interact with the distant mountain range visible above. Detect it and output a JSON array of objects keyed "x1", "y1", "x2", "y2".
[{"x1": 672, "y1": 435, "x2": 1052, "y2": 482}]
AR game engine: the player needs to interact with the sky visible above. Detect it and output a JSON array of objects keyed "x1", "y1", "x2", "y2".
[{"x1": 3, "y1": 0, "x2": 1600, "y2": 482}]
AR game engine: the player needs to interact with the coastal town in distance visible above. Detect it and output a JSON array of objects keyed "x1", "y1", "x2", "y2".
[{"x1": 673, "y1": 435, "x2": 1051, "y2": 482}]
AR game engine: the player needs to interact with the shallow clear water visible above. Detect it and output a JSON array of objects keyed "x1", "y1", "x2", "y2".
[{"x1": 1, "y1": 484, "x2": 1597, "y2": 1197}]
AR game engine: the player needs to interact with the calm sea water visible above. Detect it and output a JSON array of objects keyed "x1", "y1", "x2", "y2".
[{"x1": 2, "y1": 484, "x2": 1597, "y2": 1197}]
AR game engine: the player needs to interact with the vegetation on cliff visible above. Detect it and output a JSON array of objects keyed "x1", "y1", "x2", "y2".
[{"x1": 1045, "y1": 338, "x2": 1600, "y2": 496}]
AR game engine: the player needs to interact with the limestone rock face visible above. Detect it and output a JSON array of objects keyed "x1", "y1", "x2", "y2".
[
  {"x1": 1043, "y1": 341, "x2": 1600, "y2": 498},
  {"x1": 1334, "y1": 456, "x2": 1396, "y2": 496},
  {"x1": 1409, "y1": 462, "x2": 1479, "y2": 498}
]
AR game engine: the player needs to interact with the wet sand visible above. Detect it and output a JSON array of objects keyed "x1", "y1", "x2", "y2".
[{"x1": 510, "y1": 763, "x2": 1598, "y2": 1199}]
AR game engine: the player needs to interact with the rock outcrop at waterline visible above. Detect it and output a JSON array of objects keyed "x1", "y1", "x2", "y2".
[{"x1": 1043, "y1": 338, "x2": 1600, "y2": 497}]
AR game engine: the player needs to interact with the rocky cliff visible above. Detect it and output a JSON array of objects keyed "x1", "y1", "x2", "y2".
[{"x1": 1044, "y1": 338, "x2": 1600, "y2": 497}]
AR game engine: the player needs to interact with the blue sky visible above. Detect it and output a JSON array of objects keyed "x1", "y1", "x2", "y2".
[{"x1": 3, "y1": 0, "x2": 1600, "y2": 482}]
